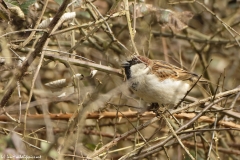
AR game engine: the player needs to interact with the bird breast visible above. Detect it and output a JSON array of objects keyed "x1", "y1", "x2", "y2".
[{"x1": 128, "y1": 70, "x2": 190, "y2": 105}]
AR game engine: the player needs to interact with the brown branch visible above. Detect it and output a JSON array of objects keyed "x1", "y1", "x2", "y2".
[
  {"x1": 0, "y1": 111, "x2": 154, "y2": 121},
  {"x1": 131, "y1": 98, "x2": 226, "y2": 159},
  {"x1": 176, "y1": 113, "x2": 240, "y2": 129},
  {"x1": 43, "y1": 52, "x2": 123, "y2": 77},
  {"x1": 173, "y1": 86, "x2": 240, "y2": 114},
  {"x1": 19, "y1": 0, "x2": 49, "y2": 48},
  {"x1": 183, "y1": 141, "x2": 240, "y2": 155},
  {"x1": 1, "y1": 111, "x2": 239, "y2": 129}
]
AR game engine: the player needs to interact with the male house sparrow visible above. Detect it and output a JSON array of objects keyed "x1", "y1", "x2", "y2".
[{"x1": 122, "y1": 55, "x2": 199, "y2": 106}]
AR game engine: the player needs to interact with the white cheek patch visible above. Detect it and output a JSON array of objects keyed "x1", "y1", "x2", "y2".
[{"x1": 130, "y1": 63, "x2": 149, "y2": 77}]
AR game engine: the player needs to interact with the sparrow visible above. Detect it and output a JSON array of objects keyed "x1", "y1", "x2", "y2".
[{"x1": 122, "y1": 55, "x2": 200, "y2": 106}]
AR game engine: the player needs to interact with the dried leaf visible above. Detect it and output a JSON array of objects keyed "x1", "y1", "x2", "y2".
[
  {"x1": 156, "y1": 9, "x2": 193, "y2": 31},
  {"x1": 129, "y1": 2, "x2": 193, "y2": 32},
  {"x1": 129, "y1": 3, "x2": 154, "y2": 18},
  {"x1": 8, "y1": 6, "x2": 25, "y2": 20}
]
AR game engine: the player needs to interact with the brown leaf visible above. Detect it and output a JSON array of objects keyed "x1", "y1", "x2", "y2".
[
  {"x1": 129, "y1": 2, "x2": 193, "y2": 32},
  {"x1": 155, "y1": 9, "x2": 193, "y2": 32}
]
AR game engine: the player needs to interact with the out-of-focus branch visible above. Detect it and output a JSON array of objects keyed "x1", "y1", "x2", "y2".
[
  {"x1": 0, "y1": 0, "x2": 71, "y2": 108},
  {"x1": 43, "y1": 52, "x2": 123, "y2": 77}
]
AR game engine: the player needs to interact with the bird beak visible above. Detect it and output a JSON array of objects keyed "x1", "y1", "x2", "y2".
[{"x1": 121, "y1": 61, "x2": 130, "y2": 67}]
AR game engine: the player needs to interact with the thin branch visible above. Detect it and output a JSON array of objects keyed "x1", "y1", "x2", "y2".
[
  {"x1": 162, "y1": 114, "x2": 195, "y2": 160},
  {"x1": 123, "y1": 0, "x2": 139, "y2": 55}
]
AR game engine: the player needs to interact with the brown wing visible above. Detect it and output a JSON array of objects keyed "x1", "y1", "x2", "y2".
[{"x1": 151, "y1": 60, "x2": 198, "y2": 81}]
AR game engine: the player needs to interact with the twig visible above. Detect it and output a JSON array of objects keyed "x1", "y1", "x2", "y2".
[
  {"x1": 0, "y1": 0, "x2": 72, "y2": 108},
  {"x1": 173, "y1": 86, "x2": 240, "y2": 114},
  {"x1": 23, "y1": 39, "x2": 51, "y2": 138},
  {"x1": 19, "y1": 0, "x2": 49, "y2": 48},
  {"x1": 0, "y1": 29, "x2": 46, "y2": 39},
  {"x1": 123, "y1": 0, "x2": 139, "y2": 55},
  {"x1": 162, "y1": 114, "x2": 195, "y2": 160},
  {"x1": 89, "y1": 117, "x2": 159, "y2": 158},
  {"x1": 183, "y1": 141, "x2": 240, "y2": 155},
  {"x1": 207, "y1": 113, "x2": 218, "y2": 160},
  {"x1": 229, "y1": 86, "x2": 240, "y2": 109},
  {"x1": 0, "y1": 111, "x2": 240, "y2": 129},
  {"x1": 51, "y1": 12, "x2": 126, "y2": 36},
  {"x1": 43, "y1": 52, "x2": 123, "y2": 77},
  {"x1": 131, "y1": 98, "x2": 225, "y2": 159}
]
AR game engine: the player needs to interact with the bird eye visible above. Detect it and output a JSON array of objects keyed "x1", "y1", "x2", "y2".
[{"x1": 130, "y1": 58, "x2": 140, "y2": 65}]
